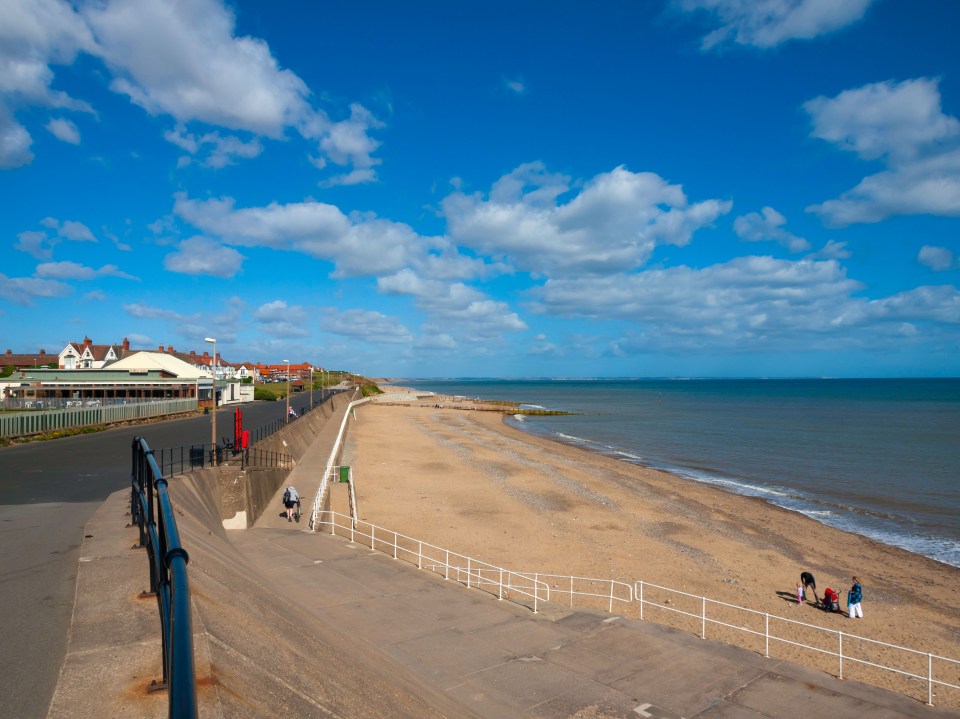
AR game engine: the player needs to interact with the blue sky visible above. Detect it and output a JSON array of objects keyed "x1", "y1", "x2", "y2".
[{"x1": 2, "y1": 0, "x2": 959, "y2": 378}]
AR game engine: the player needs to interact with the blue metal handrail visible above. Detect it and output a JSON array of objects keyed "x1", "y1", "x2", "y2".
[{"x1": 131, "y1": 436, "x2": 198, "y2": 718}]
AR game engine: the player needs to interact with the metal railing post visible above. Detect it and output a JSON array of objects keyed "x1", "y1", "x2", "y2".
[
  {"x1": 839, "y1": 632, "x2": 844, "y2": 679},
  {"x1": 498, "y1": 569, "x2": 503, "y2": 600},
  {"x1": 444, "y1": 550, "x2": 450, "y2": 580},
  {"x1": 467, "y1": 558, "x2": 472, "y2": 588},
  {"x1": 765, "y1": 613, "x2": 770, "y2": 657},
  {"x1": 928, "y1": 653, "x2": 933, "y2": 705},
  {"x1": 393, "y1": 532, "x2": 397, "y2": 560},
  {"x1": 418, "y1": 541, "x2": 422, "y2": 570},
  {"x1": 701, "y1": 597, "x2": 706, "y2": 638}
]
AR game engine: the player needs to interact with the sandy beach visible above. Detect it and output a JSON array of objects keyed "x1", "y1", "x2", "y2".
[{"x1": 341, "y1": 387, "x2": 960, "y2": 705}]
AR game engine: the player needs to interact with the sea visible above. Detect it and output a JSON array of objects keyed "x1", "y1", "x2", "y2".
[{"x1": 400, "y1": 378, "x2": 960, "y2": 569}]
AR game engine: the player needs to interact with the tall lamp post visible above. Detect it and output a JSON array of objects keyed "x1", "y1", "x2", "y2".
[
  {"x1": 204, "y1": 337, "x2": 217, "y2": 466},
  {"x1": 284, "y1": 359, "x2": 290, "y2": 422}
]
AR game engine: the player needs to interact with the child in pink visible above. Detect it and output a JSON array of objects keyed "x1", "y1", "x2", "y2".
[{"x1": 796, "y1": 582, "x2": 804, "y2": 605}]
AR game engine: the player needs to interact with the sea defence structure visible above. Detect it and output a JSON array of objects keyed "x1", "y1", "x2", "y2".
[{"x1": 46, "y1": 393, "x2": 960, "y2": 718}]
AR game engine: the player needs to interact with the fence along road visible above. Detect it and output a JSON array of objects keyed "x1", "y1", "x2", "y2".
[{"x1": 0, "y1": 397, "x2": 198, "y2": 438}]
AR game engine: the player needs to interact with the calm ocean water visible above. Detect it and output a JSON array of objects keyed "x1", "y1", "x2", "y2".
[{"x1": 402, "y1": 378, "x2": 960, "y2": 568}]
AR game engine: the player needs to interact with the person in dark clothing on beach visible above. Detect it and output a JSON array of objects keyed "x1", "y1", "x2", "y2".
[{"x1": 800, "y1": 571, "x2": 817, "y2": 604}]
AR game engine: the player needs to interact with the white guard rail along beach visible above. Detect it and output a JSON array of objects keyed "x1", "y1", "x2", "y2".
[
  {"x1": 635, "y1": 580, "x2": 959, "y2": 707},
  {"x1": 314, "y1": 510, "x2": 549, "y2": 613},
  {"x1": 310, "y1": 505, "x2": 959, "y2": 707},
  {"x1": 308, "y1": 391, "x2": 366, "y2": 531}
]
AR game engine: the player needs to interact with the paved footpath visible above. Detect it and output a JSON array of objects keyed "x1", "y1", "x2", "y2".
[{"x1": 232, "y1": 525, "x2": 959, "y2": 719}]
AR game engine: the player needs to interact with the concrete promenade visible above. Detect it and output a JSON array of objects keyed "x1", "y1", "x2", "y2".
[{"x1": 46, "y1": 398, "x2": 960, "y2": 718}]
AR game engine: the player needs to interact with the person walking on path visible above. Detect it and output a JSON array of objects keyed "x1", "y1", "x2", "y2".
[
  {"x1": 847, "y1": 576, "x2": 864, "y2": 618},
  {"x1": 800, "y1": 571, "x2": 817, "y2": 604},
  {"x1": 283, "y1": 485, "x2": 300, "y2": 522}
]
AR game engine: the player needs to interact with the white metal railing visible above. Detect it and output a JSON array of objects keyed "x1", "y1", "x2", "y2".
[
  {"x1": 309, "y1": 505, "x2": 960, "y2": 706},
  {"x1": 635, "y1": 580, "x2": 960, "y2": 707},
  {"x1": 314, "y1": 510, "x2": 549, "y2": 613},
  {"x1": 514, "y1": 573, "x2": 633, "y2": 614},
  {"x1": 307, "y1": 391, "x2": 366, "y2": 531}
]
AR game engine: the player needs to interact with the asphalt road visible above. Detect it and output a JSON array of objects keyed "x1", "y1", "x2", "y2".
[{"x1": 0, "y1": 393, "x2": 325, "y2": 719}]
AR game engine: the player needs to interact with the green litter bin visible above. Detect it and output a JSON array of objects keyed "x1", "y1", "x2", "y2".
[{"x1": 339, "y1": 465, "x2": 350, "y2": 483}]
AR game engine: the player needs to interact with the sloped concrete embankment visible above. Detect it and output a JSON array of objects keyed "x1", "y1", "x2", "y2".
[
  {"x1": 49, "y1": 468, "x2": 470, "y2": 718},
  {"x1": 171, "y1": 471, "x2": 469, "y2": 717},
  {"x1": 220, "y1": 392, "x2": 356, "y2": 528}
]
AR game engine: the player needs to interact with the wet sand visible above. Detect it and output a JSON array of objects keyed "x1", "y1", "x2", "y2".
[{"x1": 342, "y1": 388, "x2": 960, "y2": 704}]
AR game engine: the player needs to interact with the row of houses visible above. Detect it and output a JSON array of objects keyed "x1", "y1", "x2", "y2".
[
  {"x1": 1, "y1": 337, "x2": 317, "y2": 383},
  {"x1": 0, "y1": 337, "x2": 323, "y2": 410}
]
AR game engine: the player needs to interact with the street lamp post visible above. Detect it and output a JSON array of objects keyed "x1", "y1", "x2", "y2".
[
  {"x1": 284, "y1": 359, "x2": 290, "y2": 422},
  {"x1": 204, "y1": 337, "x2": 217, "y2": 466}
]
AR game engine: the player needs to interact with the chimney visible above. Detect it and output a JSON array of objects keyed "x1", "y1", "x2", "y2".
[
  {"x1": 167, "y1": 345, "x2": 174, "y2": 354},
  {"x1": 122, "y1": 337, "x2": 130, "y2": 351},
  {"x1": 39, "y1": 349, "x2": 45, "y2": 355},
  {"x1": 158, "y1": 345, "x2": 164, "y2": 352},
  {"x1": 203, "y1": 351, "x2": 209, "y2": 357},
  {"x1": 190, "y1": 350, "x2": 196, "y2": 357},
  {"x1": 83, "y1": 336, "x2": 92, "y2": 348},
  {"x1": 5, "y1": 349, "x2": 10, "y2": 355}
]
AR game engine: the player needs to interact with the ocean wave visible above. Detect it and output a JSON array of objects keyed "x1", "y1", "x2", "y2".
[
  {"x1": 555, "y1": 432, "x2": 594, "y2": 445},
  {"x1": 675, "y1": 469, "x2": 792, "y2": 499}
]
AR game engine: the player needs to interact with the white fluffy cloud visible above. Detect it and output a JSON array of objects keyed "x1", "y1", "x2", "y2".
[
  {"x1": 378, "y1": 268, "x2": 527, "y2": 341},
  {"x1": 805, "y1": 78, "x2": 960, "y2": 162},
  {"x1": 252, "y1": 300, "x2": 311, "y2": 338},
  {"x1": 0, "y1": 108, "x2": 33, "y2": 168},
  {"x1": 0, "y1": 272, "x2": 71, "y2": 304},
  {"x1": 57, "y1": 220, "x2": 96, "y2": 241},
  {"x1": 164, "y1": 124, "x2": 262, "y2": 168},
  {"x1": 443, "y1": 162, "x2": 731, "y2": 277},
  {"x1": 918, "y1": 245, "x2": 955, "y2": 272},
  {"x1": 162, "y1": 236, "x2": 245, "y2": 278},
  {"x1": 0, "y1": 0, "x2": 95, "y2": 167},
  {"x1": 734, "y1": 207, "x2": 810, "y2": 252},
  {"x1": 14, "y1": 218, "x2": 97, "y2": 258},
  {"x1": 35, "y1": 261, "x2": 137, "y2": 280},
  {"x1": 46, "y1": 117, "x2": 80, "y2": 144},
  {"x1": 806, "y1": 79, "x2": 960, "y2": 226},
  {"x1": 173, "y1": 193, "x2": 462, "y2": 279},
  {"x1": 535, "y1": 254, "x2": 960, "y2": 353},
  {"x1": 677, "y1": 0, "x2": 876, "y2": 49},
  {"x1": 0, "y1": 0, "x2": 384, "y2": 178},
  {"x1": 83, "y1": 0, "x2": 309, "y2": 136},
  {"x1": 324, "y1": 309, "x2": 414, "y2": 345}
]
